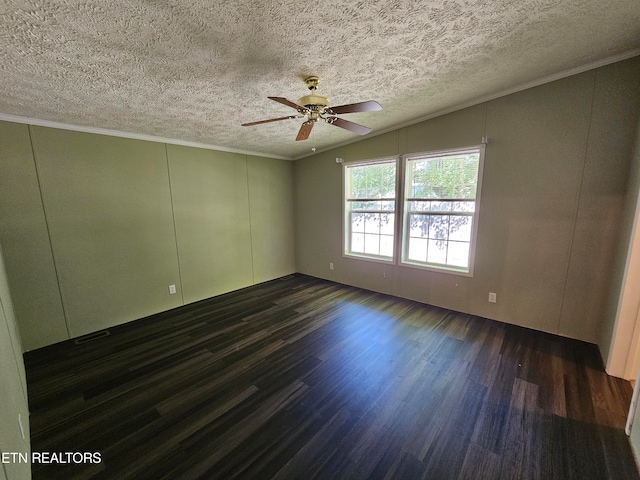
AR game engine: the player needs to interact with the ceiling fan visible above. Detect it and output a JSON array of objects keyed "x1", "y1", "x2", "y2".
[{"x1": 241, "y1": 76, "x2": 382, "y2": 141}]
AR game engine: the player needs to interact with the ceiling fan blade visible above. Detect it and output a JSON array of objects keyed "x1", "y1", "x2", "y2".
[
  {"x1": 327, "y1": 117, "x2": 372, "y2": 135},
  {"x1": 328, "y1": 100, "x2": 382, "y2": 115},
  {"x1": 269, "y1": 96, "x2": 308, "y2": 112},
  {"x1": 296, "y1": 121, "x2": 314, "y2": 141},
  {"x1": 242, "y1": 115, "x2": 300, "y2": 126}
]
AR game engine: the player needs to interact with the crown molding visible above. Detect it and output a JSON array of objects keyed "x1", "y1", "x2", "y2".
[{"x1": 0, "y1": 113, "x2": 293, "y2": 161}]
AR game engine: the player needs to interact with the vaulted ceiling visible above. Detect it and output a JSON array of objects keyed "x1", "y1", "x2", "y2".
[{"x1": 1, "y1": 0, "x2": 639, "y2": 160}]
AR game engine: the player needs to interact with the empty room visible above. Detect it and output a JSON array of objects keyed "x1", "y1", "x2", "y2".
[{"x1": 1, "y1": 1, "x2": 640, "y2": 479}]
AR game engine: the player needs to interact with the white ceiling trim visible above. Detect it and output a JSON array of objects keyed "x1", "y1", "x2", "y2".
[
  {"x1": 294, "y1": 48, "x2": 640, "y2": 160},
  {"x1": 0, "y1": 113, "x2": 293, "y2": 161}
]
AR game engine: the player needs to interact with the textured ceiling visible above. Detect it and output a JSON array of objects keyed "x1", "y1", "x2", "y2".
[{"x1": 1, "y1": 0, "x2": 639, "y2": 160}]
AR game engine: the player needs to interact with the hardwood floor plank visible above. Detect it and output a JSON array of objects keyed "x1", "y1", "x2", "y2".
[
  {"x1": 273, "y1": 406, "x2": 362, "y2": 480},
  {"x1": 162, "y1": 381, "x2": 310, "y2": 480},
  {"x1": 25, "y1": 274, "x2": 640, "y2": 480},
  {"x1": 419, "y1": 366, "x2": 487, "y2": 479},
  {"x1": 497, "y1": 378, "x2": 543, "y2": 480},
  {"x1": 95, "y1": 386, "x2": 260, "y2": 480},
  {"x1": 457, "y1": 442, "x2": 502, "y2": 480}
]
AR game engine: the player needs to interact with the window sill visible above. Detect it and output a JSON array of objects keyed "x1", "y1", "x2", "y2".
[
  {"x1": 343, "y1": 252, "x2": 395, "y2": 265},
  {"x1": 400, "y1": 259, "x2": 473, "y2": 277}
]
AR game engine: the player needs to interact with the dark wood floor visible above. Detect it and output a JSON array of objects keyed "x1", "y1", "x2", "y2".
[{"x1": 25, "y1": 274, "x2": 640, "y2": 479}]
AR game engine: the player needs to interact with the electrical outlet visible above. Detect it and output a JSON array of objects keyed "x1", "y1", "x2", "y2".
[
  {"x1": 169, "y1": 284, "x2": 176, "y2": 294},
  {"x1": 329, "y1": 263, "x2": 334, "y2": 270},
  {"x1": 488, "y1": 292, "x2": 497, "y2": 303}
]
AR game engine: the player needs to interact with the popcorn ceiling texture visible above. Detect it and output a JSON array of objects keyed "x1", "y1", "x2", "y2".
[{"x1": 1, "y1": 0, "x2": 639, "y2": 159}]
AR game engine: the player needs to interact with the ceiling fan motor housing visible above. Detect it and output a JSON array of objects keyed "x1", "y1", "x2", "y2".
[
  {"x1": 297, "y1": 93, "x2": 330, "y2": 110},
  {"x1": 297, "y1": 76, "x2": 330, "y2": 111}
]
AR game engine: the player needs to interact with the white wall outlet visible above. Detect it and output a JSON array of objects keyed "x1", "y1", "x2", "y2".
[
  {"x1": 18, "y1": 413, "x2": 25, "y2": 440},
  {"x1": 329, "y1": 262, "x2": 334, "y2": 270},
  {"x1": 169, "y1": 284, "x2": 176, "y2": 294},
  {"x1": 488, "y1": 292, "x2": 497, "y2": 303}
]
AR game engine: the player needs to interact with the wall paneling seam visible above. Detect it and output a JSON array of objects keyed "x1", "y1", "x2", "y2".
[
  {"x1": 165, "y1": 144, "x2": 185, "y2": 305},
  {"x1": 556, "y1": 70, "x2": 599, "y2": 334},
  {"x1": 245, "y1": 156, "x2": 256, "y2": 285},
  {"x1": 27, "y1": 125, "x2": 71, "y2": 340}
]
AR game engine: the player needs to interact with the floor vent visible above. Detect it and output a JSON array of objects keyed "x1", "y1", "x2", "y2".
[{"x1": 73, "y1": 330, "x2": 110, "y2": 345}]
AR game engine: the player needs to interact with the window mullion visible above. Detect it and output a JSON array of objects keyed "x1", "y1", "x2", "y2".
[{"x1": 395, "y1": 154, "x2": 406, "y2": 266}]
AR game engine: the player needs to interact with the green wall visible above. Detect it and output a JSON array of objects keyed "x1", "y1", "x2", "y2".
[
  {"x1": 246, "y1": 156, "x2": 296, "y2": 283},
  {"x1": 168, "y1": 145, "x2": 253, "y2": 304},
  {"x1": 294, "y1": 57, "x2": 640, "y2": 348},
  {"x1": 0, "y1": 123, "x2": 68, "y2": 348},
  {"x1": 0, "y1": 125, "x2": 295, "y2": 350},
  {"x1": 32, "y1": 128, "x2": 183, "y2": 338},
  {"x1": 0, "y1": 245, "x2": 31, "y2": 480}
]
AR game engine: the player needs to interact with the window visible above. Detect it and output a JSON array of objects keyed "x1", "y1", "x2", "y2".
[
  {"x1": 344, "y1": 158, "x2": 397, "y2": 261},
  {"x1": 342, "y1": 146, "x2": 484, "y2": 275},
  {"x1": 401, "y1": 147, "x2": 483, "y2": 275}
]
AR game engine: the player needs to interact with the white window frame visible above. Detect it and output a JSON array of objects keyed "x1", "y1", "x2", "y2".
[
  {"x1": 400, "y1": 145, "x2": 485, "y2": 276},
  {"x1": 343, "y1": 157, "x2": 400, "y2": 263}
]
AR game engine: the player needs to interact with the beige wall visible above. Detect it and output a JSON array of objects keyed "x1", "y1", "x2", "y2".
[
  {"x1": 602, "y1": 115, "x2": 640, "y2": 377},
  {"x1": 0, "y1": 124, "x2": 295, "y2": 350},
  {"x1": 294, "y1": 57, "x2": 640, "y2": 349},
  {"x1": 0, "y1": 244, "x2": 31, "y2": 480},
  {"x1": 563, "y1": 63, "x2": 640, "y2": 343}
]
